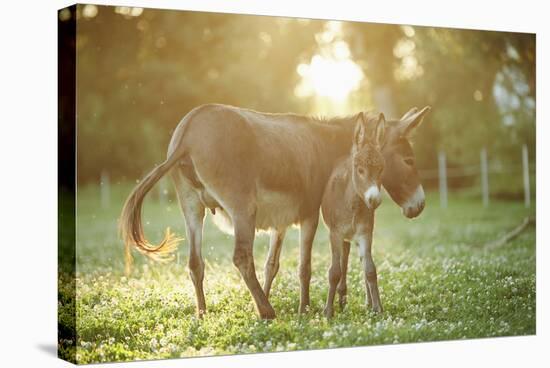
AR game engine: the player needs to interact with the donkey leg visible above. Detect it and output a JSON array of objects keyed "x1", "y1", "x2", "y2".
[
  {"x1": 359, "y1": 235, "x2": 383, "y2": 313},
  {"x1": 172, "y1": 172, "x2": 207, "y2": 317},
  {"x1": 337, "y1": 241, "x2": 351, "y2": 310},
  {"x1": 324, "y1": 232, "x2": 343, "y2": 319},
  {"x1": 366, "y1": 281, "x2": 373, "y2": 308},
  {"x1": 263, "y1": 229, "x2": 286, "y2": 300},
  {"x1": 186, "y1": 206, "x2": 207, "y2": 317},
  {"x1": 232, "y1": 210, "x2": 276, "y2": 320},
  {"x1": 298, "y1": 215, "x2": 320, "y2": 314},
  {"x1": 361, "y1": 248, "x2": 373, "y2": 308}
]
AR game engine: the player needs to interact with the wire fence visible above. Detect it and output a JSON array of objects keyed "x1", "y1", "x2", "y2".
[{"x1": 419, "y1": 144, "x2": 534, "y2": 208}]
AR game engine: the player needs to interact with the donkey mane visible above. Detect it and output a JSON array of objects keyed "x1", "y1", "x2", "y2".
[
  {"x1": 233, "y1": 104, "x2": 363, "y2": 126},
  {"x1": 306, "y1": 113, "x2": 361, "y2": 126},
  {"x1": 299, "y1": 111, "x2": 386, "y2": 128}
]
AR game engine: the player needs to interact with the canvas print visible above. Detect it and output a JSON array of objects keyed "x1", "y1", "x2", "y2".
[{"x1": 58, "y1": 4, "x2": 536, "y2": 364}]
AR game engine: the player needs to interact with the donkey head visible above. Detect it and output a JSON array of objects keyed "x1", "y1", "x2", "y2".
[
  {"x1": 351, "y1": 112, "x2": 386, "y2": 210},
  {"x1": 380, "y1": 106, "x2": 431, "y2": 218}
]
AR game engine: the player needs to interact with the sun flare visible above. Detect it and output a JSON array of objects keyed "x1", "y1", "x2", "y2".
[
  {"x1": 295, "y1": 22, "x2": 364, "y2": 104},
  {"x1": 296, "y1": 54, "x2": 364, "y2": 101}
]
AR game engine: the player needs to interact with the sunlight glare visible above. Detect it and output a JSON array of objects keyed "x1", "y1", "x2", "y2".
[
  {"x1": 82, "y1": 5, "x2": 98, "y2": 19},
  {"x1": 296, "y1": 53, "x2": 363, "y2": 101},
  {"x1": 115, "y1": 7, "x2": 143, "y2": 17},
  {"x1": 296, "y1": 22, "x2": 364, "y2": 103}
]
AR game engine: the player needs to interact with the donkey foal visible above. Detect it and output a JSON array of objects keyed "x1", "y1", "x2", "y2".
[{"x1": 321, "y1": 113, "x2": 385, "y2": 318}]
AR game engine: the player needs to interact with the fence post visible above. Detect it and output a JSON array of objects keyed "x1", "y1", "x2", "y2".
[
  {"x1": 100, "y1": 170, "x2": 110, "y2": 209},
  {"x1": 522, "y1": 144, "x2": 531, "y2": 208},
  {"x1": 438, "y1": 151, "x2": 448, "y2": 209},
  {"x1": 480, "y1": 148, "x2": 489, "y2": 207}
]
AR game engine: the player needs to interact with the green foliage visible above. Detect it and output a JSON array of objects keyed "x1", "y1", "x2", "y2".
[
  {"x1": 59, "y1": 183, "x2": 535, "y2": 364},
  {"x1": 407, "y1": 28, "x2": 535, "y2": 172},
  {"x1": 75, "y1": 6, "x2": 322, "y2": 183},
  {"x1": 58, "y1": 273, "x2": 76, "y2": 363},
  {"x1": 344, "y1": 23, "x2": 535, "y2": 175}
]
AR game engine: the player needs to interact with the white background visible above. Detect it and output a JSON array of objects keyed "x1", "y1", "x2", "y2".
[{"x1": 0, "y1": 0, "x2": 546, "y2": 366}]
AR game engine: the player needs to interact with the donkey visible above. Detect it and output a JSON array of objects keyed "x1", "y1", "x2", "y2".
[
  {"x1": 262, "y1": 106, "x2": 431, "y2": 312},
  {"x1": 120, "y1": 103, "x2": 430, "y2": 319},
  {"x1": 321, "y1": 113, "x2": 385, "y2": 318}
]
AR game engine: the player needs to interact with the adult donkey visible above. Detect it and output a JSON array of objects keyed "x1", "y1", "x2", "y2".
[{"x1": 120, "y1": 103, "x2": 430, "y2": 319}]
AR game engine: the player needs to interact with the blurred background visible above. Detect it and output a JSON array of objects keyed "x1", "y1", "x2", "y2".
[{"x1": 67, "y1": 4, "x2": 535, "y2": 206}]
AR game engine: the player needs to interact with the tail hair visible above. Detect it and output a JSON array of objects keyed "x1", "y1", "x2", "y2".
[{"x1": 119, "y1": 157, "x2": 183, "y2": 276}]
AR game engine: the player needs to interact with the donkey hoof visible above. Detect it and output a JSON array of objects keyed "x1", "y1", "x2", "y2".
[
  {"x1": 338, "y1": 297, "x2": 347, "y2": 310},
  {"x1": 259, "y1": 307, "x2": 276, "y2": 320},
  {"x1": 299, "y1": 303, "x2": 311, "y2": 314},
  {"x1": 323, "y1": 307, "x2": 334, "y2": 319},
  {"x1": 372, "y1": 304, "x2": 383, "y2": 314}
]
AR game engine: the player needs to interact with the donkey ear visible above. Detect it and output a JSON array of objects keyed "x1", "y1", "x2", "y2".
[
  {"x1": 399, "y1": 106, "x2": 431, "y2": 136},
  {"x1": 400, "y1": 107, "x2": 418, "y2": 121},
  {"x1": 375, "y1": 113, "x2": 386, "y2": 147},
  {"x1": 353, "y1": 113, "x2": 367, "y2": 148}
]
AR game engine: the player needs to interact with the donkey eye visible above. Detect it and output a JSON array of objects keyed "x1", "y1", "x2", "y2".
[
  {"x1": 357, "y1": 167, "x2": 366, "y2": 176},
  {"x1": 404, "y1": 158, "x2": 414, "y2": 166}
]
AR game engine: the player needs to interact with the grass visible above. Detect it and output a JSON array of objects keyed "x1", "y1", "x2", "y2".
[{"x1": 59, "y1": 183, "x2": 536, "y2": 364}]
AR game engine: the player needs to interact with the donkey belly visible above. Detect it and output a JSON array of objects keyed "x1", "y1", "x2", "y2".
[
  {"x1": 210, "y1": 189, "x2": 301, "y2": 234},
  {"x1": 255, "y1": 188, "x2": 301, "y2": 230}
]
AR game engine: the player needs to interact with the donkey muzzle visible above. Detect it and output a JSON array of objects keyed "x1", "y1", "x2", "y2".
[
  {"x1": 402, "y1": 200, "x2": 425, "y2": 218},
  {"x1": 364, "y1": 186, "x2": 382, "y2": 210},
  {"x1": 401, "y1": 185, "x2": 425, "y2": 218}
]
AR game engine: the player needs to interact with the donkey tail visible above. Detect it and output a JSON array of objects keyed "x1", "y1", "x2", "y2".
[{"x1": 119, "y1": 148, "x2": 185, "y2": 276}]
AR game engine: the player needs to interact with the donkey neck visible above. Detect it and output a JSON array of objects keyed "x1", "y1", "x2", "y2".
[
  {"x1": 339, "y1": 158, "x2": 365, "y2": 215},
  {"x1": 323, "y1": 157, "x2": 370, "y2": 235},
  {"x1": 312, "y1": 121, "x2": 356, "y2": 173}
]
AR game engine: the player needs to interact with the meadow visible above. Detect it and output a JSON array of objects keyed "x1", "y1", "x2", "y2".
[{"x1": 59, "y1": 183, "x2": 536, "y2": 364}]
